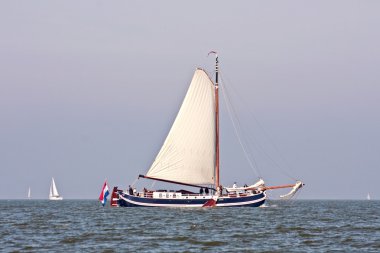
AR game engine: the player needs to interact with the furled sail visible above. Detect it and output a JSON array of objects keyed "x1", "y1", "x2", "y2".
[
  {"x1": 145, "y1": 69, "x2": 216, "y2": 185},
  {"x1": 225, "y1": 179, "x2": 265, "y2": 192},
  {"x1": 280, "y1": 181, "x2": 303, "y2": 199}
]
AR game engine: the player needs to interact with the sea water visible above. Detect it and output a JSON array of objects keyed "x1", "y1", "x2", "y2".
[{"x1": 1, "y1": 200, "x2": 379, "y2": 252}]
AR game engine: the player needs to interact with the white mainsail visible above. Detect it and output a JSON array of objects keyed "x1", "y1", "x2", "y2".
[
  {"x1": 28, "y1": 187, "x2": 31, "y2": 199},
  {"x1": 145, "y1": 69, "x2": 216, "y2": 185},
  {"x1": 49, "y1": 177, "x2": 63, "y2": 200}
]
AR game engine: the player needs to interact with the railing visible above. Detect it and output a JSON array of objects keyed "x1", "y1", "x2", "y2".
[
  {"x1": 130, "y1": 191, "x2": 260, "y2": 199},
  {"x1": 131, "y1": 192, "x2": 214, "y2": 199}
]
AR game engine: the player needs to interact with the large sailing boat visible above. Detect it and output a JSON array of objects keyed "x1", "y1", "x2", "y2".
[
  {"x1": 111, "y1": 53, "x2": 303, "y2": 207},
  {"x1": 49, "y1": 177, "x2": 63, "y2": 200}
]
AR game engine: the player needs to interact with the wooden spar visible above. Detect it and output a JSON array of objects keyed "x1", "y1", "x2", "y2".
[
  {"x1": 244, "y1": 184, "x2": 296, "y2": 191},
  {"x1": 214, "y1": 54, "x2": 220, "y2": 189},
  {"x1": 138, "y1": 175, "x2": 215, "y2": 191},
  {"x1": 262, "y1": 184, "x2": 297, "y2": 191}
]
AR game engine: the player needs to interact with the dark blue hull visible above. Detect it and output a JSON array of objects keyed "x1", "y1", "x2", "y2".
[{"x1": 117, "y1": 192, "x2": 266, "y2": 207}]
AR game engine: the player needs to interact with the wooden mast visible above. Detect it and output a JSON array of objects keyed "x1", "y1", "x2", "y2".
[{"x1": 214, "y1": 53, "x2": 220, "y2": 189}]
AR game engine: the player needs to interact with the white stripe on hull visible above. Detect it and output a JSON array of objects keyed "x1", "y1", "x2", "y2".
[{"x1": 215, "y1": 196, "x2": 266, "y2": 207}]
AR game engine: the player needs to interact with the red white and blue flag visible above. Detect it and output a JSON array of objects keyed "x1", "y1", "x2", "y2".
[{"x1": 99, "y1": 181, "x2": 110, "y2": 206}]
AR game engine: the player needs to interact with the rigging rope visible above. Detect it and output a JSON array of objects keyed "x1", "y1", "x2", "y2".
[
  {"x1": 219, "y1": 68, "x2": 297, "y2": 181},
  {"x1": 219, "y1": 74, "x2": 262, "y2": 178},
  {"x1": 130, "y1": 178, "x2": 138, "y2": 187}
]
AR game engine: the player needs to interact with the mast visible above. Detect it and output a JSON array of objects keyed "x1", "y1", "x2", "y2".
[{"x1": 214, "y1": 52, "x2": 220, "y2": 189}]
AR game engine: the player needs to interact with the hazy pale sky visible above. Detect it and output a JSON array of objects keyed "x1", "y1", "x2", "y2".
[{"x1": 1, "y1": 1, "x2": 379, "y2": 199}]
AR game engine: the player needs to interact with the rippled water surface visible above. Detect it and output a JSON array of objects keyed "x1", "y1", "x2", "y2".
[{"x1": 1, "y1": 200, "x2": 379, "y2": 252}]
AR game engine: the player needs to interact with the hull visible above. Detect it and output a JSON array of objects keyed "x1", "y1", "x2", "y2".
[
  {"x1": 116, "y1": 191, "x2": 266, "y2": 208},
  {"x1": 49, "y1": 196, "x2": 63, "y2": 200}
]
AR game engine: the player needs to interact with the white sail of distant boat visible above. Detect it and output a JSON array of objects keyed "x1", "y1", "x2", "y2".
[
  {"x1": 49, "y1": 177, "x2": 63, "y2": 200},
  {"x1": 28, "y1": 187, "x2": 31, "y2": 199},
  {"x1": 367, "y1": 193, "x2": 371, "y2": 200}
]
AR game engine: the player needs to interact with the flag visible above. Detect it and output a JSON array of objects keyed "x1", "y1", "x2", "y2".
[{"x1": 99, "y1": 181, "x2": 110, "y2": 206}]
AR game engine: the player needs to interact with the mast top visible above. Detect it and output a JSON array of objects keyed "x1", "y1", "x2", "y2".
[
  {"x1": 208, "y1": 51, "x2": 219, "y2": 87},
  {"x1": 208, "y1": 51, "x2": 217, "y2": 56}
]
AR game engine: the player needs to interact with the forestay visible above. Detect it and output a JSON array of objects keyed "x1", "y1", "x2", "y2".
[{"x1": 145, "y1": 69, "x2": 216, "y2": 185}]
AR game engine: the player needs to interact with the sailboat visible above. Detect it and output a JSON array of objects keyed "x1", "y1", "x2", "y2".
[
  {"x1": 28, "y1": 187, "x2": 31, "y2": 200},
  {"x1": 367, "y1": 193, "x2": 371, "y2": 200},
  {"x1": 49, "y1": 177, "x2": 63, "y2": 200},
  {"x1": 111, "y1": 53, "x2": 304, "y2": 207}
]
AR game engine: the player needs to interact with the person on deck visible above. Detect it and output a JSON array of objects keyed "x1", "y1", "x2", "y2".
[
  {"x1": 205, "y1": 187, "x2": 209, "y2": 195},
  {"x1": 128, "y1": 185, "x2": 133, "y2": 195},
  {"x1": 218, "y1": 185, "x2": 223, "y2": 196},
  {"x1": 143, "y1": 187, "x2": 147, "y2": 197},
  {"x1": 199, "y1": 188, "x2": 204, "y2": 195},
  {"x1": 133, "y1": 188, "x2": 137, "y2": 196},
  {"x1": 233, "y1": 182, "x2": 237, "y2": 189}
]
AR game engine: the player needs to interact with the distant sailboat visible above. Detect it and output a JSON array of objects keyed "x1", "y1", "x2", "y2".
[
  {"x1": 367, "y1": 193, "x2": 371, "y2": 200},
  {"x1": 28, "y1": 187, "x2": 31, "y2": 199},
  {"x1": 49, "y1": 177, "x2": 63, "y2": 200}
]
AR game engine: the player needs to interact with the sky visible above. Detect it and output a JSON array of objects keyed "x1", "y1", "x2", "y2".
[{"x1": 0, "y1": 1, "x2": 379, "y2": 199}]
